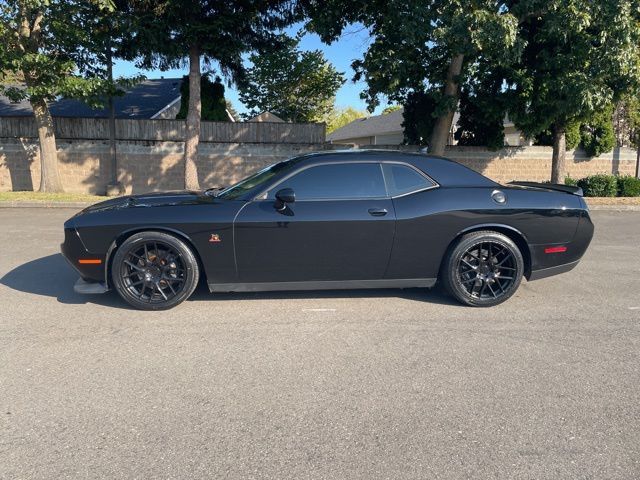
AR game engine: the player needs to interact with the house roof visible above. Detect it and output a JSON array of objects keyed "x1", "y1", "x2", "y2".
[
  {"x1": 0, "y1": 78, "x2": 182, "y2": 119},
  {"x1": 327, "y1": 108, "x2": 404, "y2": 141},
  {"x1": 248, "y1": 111, "x2": 285, "y2": 123}
]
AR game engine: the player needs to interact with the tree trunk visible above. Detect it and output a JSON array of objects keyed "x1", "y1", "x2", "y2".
[
  {"x1": 428, "y1": 53, "x2": 465, "y2": 156},
  {"x1": 551, "y1": 123, "x2": 566, "y2": 184},
  {"x1": 184, "y1": 44, "x2": 201, "y2": 190},
  {"x1": 31, "y1": 98, "x2": 63, "y2": 193}
]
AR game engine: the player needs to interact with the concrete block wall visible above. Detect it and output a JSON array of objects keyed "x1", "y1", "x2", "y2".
[{"x1": 0, "y1": 139, "x2": 636, "y2": 194}]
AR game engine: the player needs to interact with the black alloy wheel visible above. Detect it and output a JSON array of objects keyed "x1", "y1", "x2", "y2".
[
  {"x1": 442, "y1": 231, "x2": 524, "y2": 307},
  {"x1": 111, "y1": 232, "x2": 199, "y2": 310}
]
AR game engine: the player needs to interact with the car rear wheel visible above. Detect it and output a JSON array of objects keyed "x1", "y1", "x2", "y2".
[
  {"x1": 111, "y1": 231, "x2": 199, "y2": 310},
  {"x1": 442, "y1": 231, "x2": 524, "y2": 307}
]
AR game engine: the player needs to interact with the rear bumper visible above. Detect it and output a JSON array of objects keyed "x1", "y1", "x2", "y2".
[{"x1": 528, "y1": 260, "x2": 580, "y2": 281}]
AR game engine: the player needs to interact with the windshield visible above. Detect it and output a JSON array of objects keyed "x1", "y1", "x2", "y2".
[{"x1": 214, "y1": 157, "x2": 304, "y2": 200}]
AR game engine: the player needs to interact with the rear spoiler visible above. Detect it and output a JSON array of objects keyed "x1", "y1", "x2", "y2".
[{"x1": 508, "y1": 181, "x2": 583, "y2": 197}]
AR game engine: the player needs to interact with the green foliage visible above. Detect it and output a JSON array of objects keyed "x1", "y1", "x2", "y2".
[
  {"x1": 614, "y1": 96, "x2": 640, "y2": 148},
  {"x1": 402, "y1": 91, "x2": 437, "y2": 146},
  {"x1": 225, "y1": 100, "x2": 240, "y2": 122},
  {"x1": 534, "y1": 108, "x2": 615, "y2": 158},
  {"x1": 0, "y1": 0, "x2": 136, "y2": 106},
  {"x1": 535, "y1": 120, "x2": 580, "y2": 150},
  {"x1": 239, "y1": 36, "x2": 344, "y2": 123},
  {"x1": 381, "y1": 105, "x2": 402, "y2": 115},
  {"x1": 122, "y1": 0, "x2": 303, "y2": 87},
  {"x1": 577, "y1": 175, "x2": 618, "y2": 197},
  {"x1": 324, "y1": 106, "x2": 368, "y2": 134},
  {"x1": 617, "y1": 176, "x2": 640, "y2": 197},
  {"x1": 564, "y1": 175, "x2": 578, "y2": 186},
  {"x1": 565, "y1": 122, "x2": 582, "y2": 151},
  {"x1": 507, "y1": 1, "x2": 640, "y2": 144},
  {"x1": 580, "y1": 105, "x2": 616, "y2": 157},
  {"x1": 177, "y1": 75, "x2": 229, "y2": 122},
  {"x1": 454, "y1": 62, "x2": 506, "y2": 150},
  {"x1": 307, "y1": 0, "x2": 522, "y2": 148}
]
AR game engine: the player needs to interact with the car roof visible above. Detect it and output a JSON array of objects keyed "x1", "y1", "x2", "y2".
[{"x1": 294, "y1": 150, "x2": 498, "y2": 188}]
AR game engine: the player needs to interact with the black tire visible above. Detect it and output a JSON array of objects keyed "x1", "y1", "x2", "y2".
[
  {"x1": 442, "y1": 231, "x2": 524, "y2": 307},
  {"x1": 111, "y1": 231, "x2": 199, "y2": 310}
]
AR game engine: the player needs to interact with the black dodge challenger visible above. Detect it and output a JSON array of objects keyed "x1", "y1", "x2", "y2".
[{"x1": 61, "y1": 150, "x2": 594, "y2": 310}]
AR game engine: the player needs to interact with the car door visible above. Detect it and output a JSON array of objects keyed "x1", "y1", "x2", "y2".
[{"x1": 233, "y1": 161, "x2": 396, "y2": 283}]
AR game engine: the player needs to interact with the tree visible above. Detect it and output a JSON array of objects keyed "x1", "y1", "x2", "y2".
[
  {"x1": 239, "y1": 35, "x2": 344, "y2": 123},
  {"x1": 505, "y1": 0, "x2": 640, "y2": 183},
  {"x1": 307, "y1": 0, "x2": 522, "y2": 155},
  {"x1": 447, "y1": 58, "x2": 508, "y2": 150},
  {"x1": 123, "y1": 0, "x2": 303, "y2": 190},
  {"x1": 323, "y1": 106, "x2": 368, "y2": 134},
  {"x1": 177, "y1": 75, "x2": 229, "y2": 122},
  {"x1": 615, "y1": 95, "x2": 640, "y2": 177},
  {"x1": 225, "y1": 100, "x2": 240, "y2": 122},
  {"x1": 381, "y1": 105, "x2": 401, "y2": 115},
  {"x1": 0, "y1": 0, "x2": 116, "y2": 192}
]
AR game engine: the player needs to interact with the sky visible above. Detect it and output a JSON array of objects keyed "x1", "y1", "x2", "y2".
[{"x1": 112, "y1": 23, "x2": 392, "y2": 116}]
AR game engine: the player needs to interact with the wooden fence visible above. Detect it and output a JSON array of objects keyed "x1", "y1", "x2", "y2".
[{"x1": 0, "y1": 116, "x2": 326, "y2": 144}]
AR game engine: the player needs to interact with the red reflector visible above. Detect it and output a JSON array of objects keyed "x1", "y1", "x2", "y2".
[
  {"x1": 78, "y1": 259, "x2": 102, "y2": 264},
  {"x1": 544, "y1": 246, "x2": 567, "y2": 254}
]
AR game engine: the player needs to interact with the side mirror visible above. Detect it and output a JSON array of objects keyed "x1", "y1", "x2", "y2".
[{"x1": 274, "y1": 188, "x2": 295, "y2": 211}]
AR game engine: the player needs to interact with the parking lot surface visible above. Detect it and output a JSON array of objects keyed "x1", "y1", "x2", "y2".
[{"x1": 1, "y1": 207, "x2": 639, "y2": 479}]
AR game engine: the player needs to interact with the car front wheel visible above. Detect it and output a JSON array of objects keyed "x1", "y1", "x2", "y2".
[
  {"x1": 442, "y1": 231, "x2": 524, "y2": 307},
  {"x1": 111, "y1": 231, "x2": 199, "y2": 310}
]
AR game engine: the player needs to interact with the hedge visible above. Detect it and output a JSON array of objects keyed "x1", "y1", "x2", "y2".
[{"x1": 565, "y1": 174, "x2": 640, "y2": 197}]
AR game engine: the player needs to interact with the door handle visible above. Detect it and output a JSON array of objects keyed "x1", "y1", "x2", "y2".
[{"x1": 368, "y1": 208, "x2": 388, "y2": 217}]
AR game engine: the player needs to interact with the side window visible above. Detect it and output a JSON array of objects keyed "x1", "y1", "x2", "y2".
[
  {"x1": 382, "y1": 163, "x2": 435, "y2": 196},
  {"x1": 269, "y1": 163, "x2": 387, "y2": 200}
]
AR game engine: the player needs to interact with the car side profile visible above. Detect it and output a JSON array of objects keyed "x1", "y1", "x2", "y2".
[{"x1": 61, "y1": 150, "x2": 594, "y2": 310}]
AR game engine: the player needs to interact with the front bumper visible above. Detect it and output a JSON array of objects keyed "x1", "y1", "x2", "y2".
[
  {"x1": 74, "y1": 277, "x2": 109, "y2": 294},
  {"x1": 60, "y1": 227, "x2": 106, "y2": 283}
]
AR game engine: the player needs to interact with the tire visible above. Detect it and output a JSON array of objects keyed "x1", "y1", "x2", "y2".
[
  {"x1": 111, "y1": 231, "x2": 199, "y2": 310},
  {"x1": 442, "y1": 231, "x2": 524, "y2": 307}
]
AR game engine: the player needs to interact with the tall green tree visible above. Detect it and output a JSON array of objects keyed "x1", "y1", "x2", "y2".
[
  {"x1": 324, "y1": 106, "x2": 368, "y2": 134},
  {"x1": 0, "y1": 0, "x2": 118, "y2": 192},
  {"x1": 505, "y1": 0, "x2": 640, "y2": 183},
  {"x1": 123, "y1": 0, "x2": 303, "y2": 190},
  {"x1": 239, "y1": 35, "x2": 344, "y2": 123},
  {"x1": 307, "y1": 0, "x2": 524, "y2": 155},
  {"x1": 177, "y1": 75, "x2": 229, "y2": 122}
]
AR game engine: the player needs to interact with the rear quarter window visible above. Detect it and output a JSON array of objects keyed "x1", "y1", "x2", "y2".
[{"x1": 382, "y1": 163, "x2": 436, "y2": 196}]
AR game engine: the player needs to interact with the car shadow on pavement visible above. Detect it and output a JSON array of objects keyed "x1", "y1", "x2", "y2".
[
  {"x1": 0, "y1": 253, "x2": 127, "y2": 309},
  {"x1": 1, "y1": 253, "x2": 459, "y2": 308},
  {"x1": 187, "y1": 283, "x2": 459, "y2": 306}
]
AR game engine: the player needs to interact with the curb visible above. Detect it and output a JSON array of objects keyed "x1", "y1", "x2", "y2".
[
  {"x1": 0, "y1": 201, "x2": 91, "y2": 209},
  {"x1": 586, "y1": 205, "x2": 640, "y2": 211}
]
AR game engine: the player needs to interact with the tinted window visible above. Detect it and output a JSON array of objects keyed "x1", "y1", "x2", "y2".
[
  {"x1": 269, "y1": 163, "x2": 386, "y2": 200},
  {"x1": 216, "y1": 157, "x2": 304, "y2": 200},
  {"x1": 382, "y1": 163, "x2": 433, "y2": 196}
]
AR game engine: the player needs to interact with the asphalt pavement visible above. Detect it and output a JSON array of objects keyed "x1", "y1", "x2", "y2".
[{"x1": 1, "y1": 207, "x2": 639, "y2": 479}]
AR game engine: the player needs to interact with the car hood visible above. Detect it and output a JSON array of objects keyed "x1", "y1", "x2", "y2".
[{"x1": 79, "y1": 190, "x2": 214, "y2": 214}]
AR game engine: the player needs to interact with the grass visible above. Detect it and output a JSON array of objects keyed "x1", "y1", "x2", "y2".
[{"x1": 0, "y1": 191, "x2": 109, "y2": 203}]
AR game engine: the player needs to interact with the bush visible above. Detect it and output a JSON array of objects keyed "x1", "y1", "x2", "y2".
[
  {"x1": 577, "y1": 174, "x2": 618, "y2": 197},
  {"x1": 564, "y1": 175, "x2": 578, "y2": 186},
  {"x1": 617, "y1": 175, "x2": 640, "y2": 197}
]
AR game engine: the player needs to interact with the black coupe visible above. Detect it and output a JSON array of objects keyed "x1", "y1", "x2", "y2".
[{"x1": 61, "y1": 150, "x2": 594, "y2": 310}]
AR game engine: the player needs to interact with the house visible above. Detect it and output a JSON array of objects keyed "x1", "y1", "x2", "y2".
[
  {"x1": 0, "y1": 78, "x2": 183, "y2": 119},
  {"x1": 248, "y1": 112, "x2": 285, "y2": 123},
  {"x1": 327, "y1": 108, "x2": 405, "y2": 146},
  {"x1": 327, "y1": 107, "x2": 531, "y2": 147}
]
